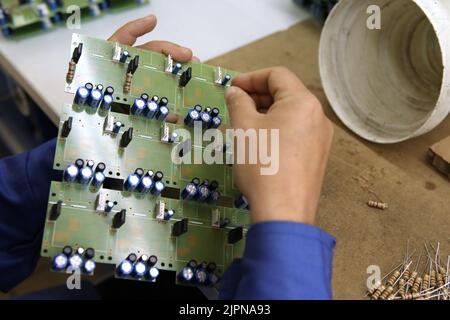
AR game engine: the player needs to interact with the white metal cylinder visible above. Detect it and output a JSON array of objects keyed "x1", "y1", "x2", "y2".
[{"x1": 319, "y1": 0, "x2": 450, "y2": 143}]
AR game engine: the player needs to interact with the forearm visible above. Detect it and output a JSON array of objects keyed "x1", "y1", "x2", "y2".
[
  {"x1": 219, "y1": 221, "x2": 335, "y2": 300},
  {"x1": 0, "y1": 139, "x2": 56, "y2": 292}
]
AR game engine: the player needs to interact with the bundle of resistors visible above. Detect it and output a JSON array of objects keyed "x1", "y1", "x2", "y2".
[{"x1": 367, "y1": 243, "x2": 450, "y2": 300}]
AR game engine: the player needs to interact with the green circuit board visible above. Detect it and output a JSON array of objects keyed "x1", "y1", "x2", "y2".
[
  {"x1": 0, "y1": 0, "x2": 149, "y2": 38},
  {"x1": 41, "y1": 33, "x2": 249, "y2": 287}
]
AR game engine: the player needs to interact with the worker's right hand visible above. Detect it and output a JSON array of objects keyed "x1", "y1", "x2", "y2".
[{"x1": 225, "y1": 67, "x2": 334, "y2": 225}]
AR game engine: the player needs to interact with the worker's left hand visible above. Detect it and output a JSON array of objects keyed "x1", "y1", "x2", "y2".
[{"x1": 109, "y1": 15, "x2": 198, "y2": 123}]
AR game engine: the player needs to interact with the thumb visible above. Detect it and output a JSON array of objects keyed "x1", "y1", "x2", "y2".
[{"x1": 225, "y1": 86, "x2": 258, "y2": 127}]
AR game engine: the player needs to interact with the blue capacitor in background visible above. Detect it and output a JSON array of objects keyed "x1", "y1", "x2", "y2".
[
  {"x1": 112, "y1": 121, "x2": 122, "y2": 134},
  {"x1": 178, "y1": 266, "x2": 194, "y2": 282},
  {"x1": 137, "y1": 175, "x2": 153, "y2": 193},
  {"x1": 101, "y1": 94, "x2": 113, "y2": 110},
  {"x1": 87, "y1": 89, "x2": 102, "y2": 108},
  {"x1": 181, "y1": 182, "x2": 197, "y2": 200},
  {"x1": 151, "y1": 181, "x2": 164, "y2": 196},
  {"x1": 184, "y1": 109, "x2": 200, "y2": 126},
  {"x1": 78, "y1": 166, "x2": 93, "y2": 184},
  {"x1": 91, "y1": 171, "x2": 105, "y2": 188},
  {"x1": 123, "y1": 174, "x2": 140, "y2": 192},
  {"x1": 131, "y1": 98, "x2": 146, "y2": 116},
  {"x1": 155, "y1": 105, "x2": 169, "y2": 121},
  {"x1": 196, "y1": 184, "x2": 210, "y2": 202},
  {"x1": 172, "y1": 62, "x2": 182, "y2": 74},
  {"x1": 116, "y1": 259, "x2": 133, "y2": 276},
  {"x1": 63, "y1": 164, "x2": 79, "y2": 182},
  {"x1": 74, "y1": 86, "x2": 89, "y2": 105},
  {"x1": 209, "y1": 116, "x2": 222, "y2": 129},
  {"x1": 144, "y1": 101, "x2": 158, "y2": 119},
  {"x1": 51, "y1": 253, "x2": 68, "y2": 271},
  {"x1": 120, "y1": 50, "x2": 129, "y2": 63},
  {"x1": 200, "y1": 111, "x2": 211, "y2": 128}
]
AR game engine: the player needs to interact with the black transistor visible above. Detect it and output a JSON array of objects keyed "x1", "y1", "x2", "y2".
[
  {"x1": 228, "y1": 226, "x2": 243, "y2": 244},
  {"x1": 120, "y1": 128, "x2": 133, "y2": 148},
  {"x1": 61, "y1": 116, "x2": 73, "y2": 138},
  {"x1": 49, "y1": 200, "x2": 62, "y2": 221},
  {"x1": 172, "y1": 218, "x2": 188, "y2": 237},
  {"x1": 72, "y1": 43, "x2": 83, "y2": 64},
  {"x1": 127, "y1": 55, "x2": 140, "y2": 75},
  {"x1": 179, "y1": 67, "x2": 192, "y2": 87},
  {"x1": 112, "y1": 209, "x2": 126, "y2": 229}
]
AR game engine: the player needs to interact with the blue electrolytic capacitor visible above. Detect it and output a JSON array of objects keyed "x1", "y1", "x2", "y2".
[
  {"x1": 101, "y1": 94, "x2": 113, "y2": 110},
  {"x1": 83, "y1": 260, "x2": 96, "y2": 274},
  {"x1": 133, "y1": 261, "x2": 147, "y2": 278},
  {"x1": 78, "y1": 166, "x2": 93, "y2": 184},
  {"x1": 196, "y1": 184, "x2": 210, "y2": 202},
  {"x1": 151, "y1": 95, "x2": 159, "y2": 103},
  {"x1": 209, "y1": 116, "x2": 222, "y2": 129},
  {"x1": 194, "y1": 268, "x2": 208, "y2": 284},
  {"x1": 116, "y1": 259, "x2": 133, "y2": 276},
  {"x1": 178, "y1": 266, "x2": 194, "y2": 282},
  {"x1": 74, "y1": 86, "x2": 89, "y2": 105},
  {"x1": 181, "y1": 183, "x2": 197, "y2": 200},
  {"x1": 172, "y1": 62, "x2": 182, "y2": 74},
  {"x1": 200, "y1": 111, "x2": 211, "y2": 128},
  {"x1": 234, "y1": 194, "x2": 249, "y2": 209},
  {"x1": 69, "y1": 254, "x2": 83, "y2": 270},
  {"x1": 184, "y1": 109, "x2": 200, "y2": 126},
  {"x1": 91, "y1": 171, "x2": 105, "y2": 188},
  {"x1": 52, "y1": 253, "x2": 68, "y2": 271},
  {"x1": 63, "y1": 164, "x2": 79, "y2": 182},
  {"x1": 211, "y1": 107, "x2": 220, "y2": 118},
  {"x1": 148, "y1": 267, "x2": 159, "y2": 281},
  {"x1": 105, "y1": 200, "x2": 114, "y2": 213},
  {"x1": 123, "y1": 174, "x2": 140, "y2": 192},
  {"x1": 151, "y1": 181, "x2": 165, "y2": 196},
  {"x1": 164, "y1": 209, "x2": 175, "y2": 221},
  {"x1": 137, "y1": 175, "x2": 153, "y2": 193},
  {"x1": 207, "y1": 190, "x2": 221, "y2": 204},
  {"x1": 221, "y1": 74, "x2": 231, "y2": 86},
  {"x1": 120, "y1": 50, "x2": 129, "y2": 63},
  {"x1": 112, "y1": 121, "x2": 122, "y2": 134},
  {"x1": 0, "y1": 10, "x2": 6, "y2": 26},
  {"x1": 87, "y1": 89, "x2": 102, "y2": 108},
  {"x1": 155, "y1": 105, "x2": 169, "y2": 121},
  {"x1": 144, "y1": 101, "x2": 158, "y2": 119},
  {"x1": 131, "y1": 98, "x2": 146, "y2": 115},
  {"x1": 159, "y1": 97, "x2": 169, "y2": 107}
]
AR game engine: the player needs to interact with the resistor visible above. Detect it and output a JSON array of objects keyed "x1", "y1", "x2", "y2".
[
  {"x1": 398, "y1": 278, "x2": 406, "y2": 298},
  {"x1": 123, "y1": 72, "x2": 132, "y2": 94},
  {"x1": 386, "y1": 270, "x2": 401, "y2": 287},
  {"x1": 371, "y1": 285, "x2": 385, "y2": 300},
  {"x1": 367, "y1": 283, "x2": 381, "y2": 297},
  {"x1": 430, "y1": 270, "x2": 436, "y2": 288},
  {"x1": 411, "y1": 276, "x2": 422, "y2": 293},
  {"x1": 436, "y1": 272, "x2": 444, "y2": 288},
  {"x1": 422, "y1": 274, "x2": 430, "y2": 291},
  {"x1": 402, "y1": 268, "x2": 411, "y2": 281},
  {"x1": 66, "y1": 60, "x2": 76, "y2": 84},
  {"x1": 367, "y1": 200, "x2": 388, "y2": 210},
  {"x1": 407, "y1": 271, "x2": 418, "y2": 286},
  {"x1": 379, "y1": 286, "x2": 394, "y2": 300},
  {"x1": 387, "y1": 293, "x2": 396, "y2": 300},
  {"x1": 404, "y1": 292, "x2": 421, "y2": 300}
]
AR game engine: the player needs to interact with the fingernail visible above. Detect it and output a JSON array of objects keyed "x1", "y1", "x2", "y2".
[{"x1": 225, "y1": 86, "x2": 237, "y2": 101}]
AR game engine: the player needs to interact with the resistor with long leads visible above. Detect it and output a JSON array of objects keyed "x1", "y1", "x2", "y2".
[
  {"x1": 430, "y1": 270, "x2": 436, "y2": 288},
  {"x1": 422, "y1": 274, "x2": 430, "y2": 291},
  {"x1": 123, "y1": 56, "x2": 139, "y2": 94},
  {"x1": 411, "y1": 276, "x2": 422, "y2": 293},
  {"x1": 66, "y1": 43, "x2": 83, "y2": 84},
  {"x1": 404, "y1": 292, "x2": 422, "y2": 300},
  {"x1": 386, "y1": 270, "x2": 401, "y2": 287},
  {"x1": 436, "y1": 272, "x2": 444, "y2": 289},
  {"x1": 402, "y1": 268, "x2": 411, "y2": 281},
  {"x1": 379, "y1": 286, "x2": 394, "y2": 300},
  {"x1": 406, "y1": 271, "x2": 418, "y2": 286},
  {"x1": 398, "y1": 278, "x2": 406, "y2": 298},
  {"x1": 367, "y1": 200, "x2": 388, "y2": 210},
  {"x1": 371, "y1": 285, "x2": 385, "y2": 300}
]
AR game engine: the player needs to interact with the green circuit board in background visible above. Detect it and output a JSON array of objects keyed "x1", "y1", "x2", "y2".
[
  {"x1": 0, "y1": 0, "x2": 149, "y2": 38},
  {"x1": 41, "y1": 33, "x2": 249, "y2": 287}
]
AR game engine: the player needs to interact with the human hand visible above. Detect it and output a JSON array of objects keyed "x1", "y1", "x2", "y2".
[
  {"x1": 108, "y1": 15, "x2": 199, "y2": 123},
  {"x1": 225, "y1": 67, "x2": 334, "y2": 225}
]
